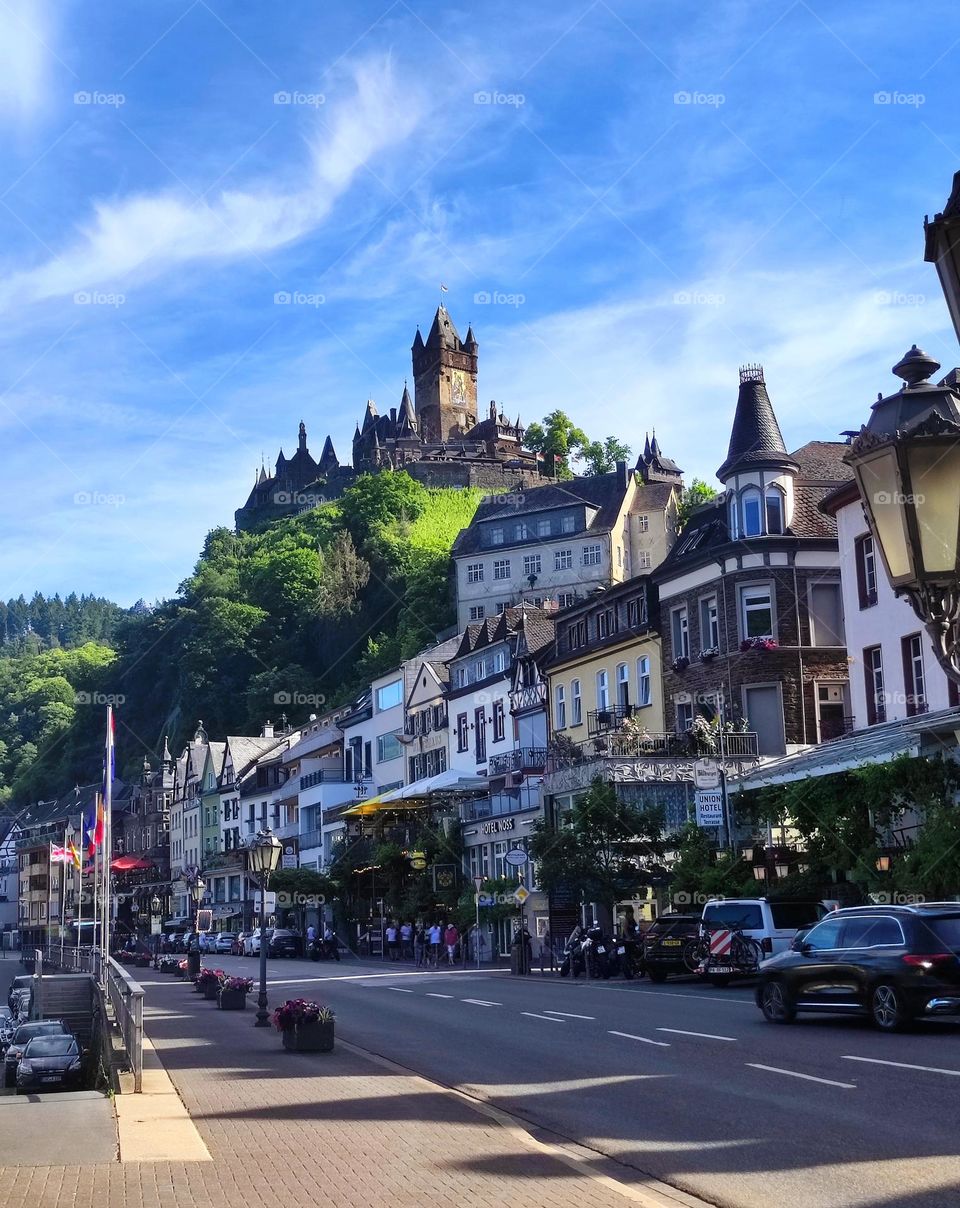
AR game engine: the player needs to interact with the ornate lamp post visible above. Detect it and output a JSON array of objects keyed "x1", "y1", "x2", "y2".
[
  {"x1": 246, "y1": 828, "x2": 282, "y2": 1028},
  {"x1": 845, "y1": 345, "x2": 960, "y2": 684},
  {"x1": 151, "y1": 894, "x2": 162, "y2": 967},
  {"x1": 186, "y1": 875, "x2": 205, "y2": 978}
]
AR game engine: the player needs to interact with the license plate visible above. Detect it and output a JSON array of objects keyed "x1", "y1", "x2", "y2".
[
  {"x1": 708, "y1": 966, "x2": 734, "y2": 974},
  {"x1": 617, "y1": 947, "x2": 625, "y2": 955},
  {"x1": 661, "y1": 938, "x2": 681, "y2": 946},
  {"x1": 41, "y1": 1075, "x2": 61, "y2": 1083}
]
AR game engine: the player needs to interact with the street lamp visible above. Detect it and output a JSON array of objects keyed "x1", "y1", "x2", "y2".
[
  {"x1": 246, "y1": 829, "x2": 282, "y2": 1028},
  {"x1": 752, "y1": 865, "x2": 767, "y2": 882},
  {"x1": 186, "y1": 875, "x2": 205, "y2": 978},
  {"x1": 876, "y1": 853, "x2": 892, "y2": 873},
  {"x1": 845, "y1": 345, "x2": 960, "y2": 684}
]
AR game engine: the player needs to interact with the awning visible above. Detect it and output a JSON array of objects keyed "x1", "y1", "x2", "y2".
[
  {"x1": 112, "y1": 856, "x2": 153, "y2": 872},
  {"x1": 379, "y1": 770, "x2": 488, "y2": 803},
  {"x1": 342, "y1": 792, "x2": 394, "y2": 817}
]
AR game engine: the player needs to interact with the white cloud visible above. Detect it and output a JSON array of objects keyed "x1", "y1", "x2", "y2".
[
  {"x1": 0, "y1": 0, "x2": 55, "y2": 127},
  {"x1": 0, "y1": 55, "x2": 425, "y2": 310}
]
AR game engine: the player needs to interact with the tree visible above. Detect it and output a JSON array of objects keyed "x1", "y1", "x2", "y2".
[
  {"x1": 268, "y1": 868, "x2": 337, "y2": 937},
  {"x1": 529, "y1": 777, "x2": 665, "y2": 920},
  {"x1": 581, "y1": 436, "x2": 632, "y2": 476},
  {"x1": 678, "y1": 478, "x2": 719, "y2": 530},
  {"x1": 523, "y1": 410, "x2": 588, "y2": 479}
]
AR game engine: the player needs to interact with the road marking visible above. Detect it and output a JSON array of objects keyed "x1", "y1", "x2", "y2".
[
  {"x1": 426, "y1": 993, "x2": 454, "y2": 999},
  {"x1": 609, "y1": 1030, "x2": 671, "y2": 1048},
  {"x1": 746, "y1": 1063, "x2": 856, "y2": 1089},
  {"x1": 462, "y1": 998, "x2": 502, "y2": 1007},
  {"x1": 544, "y1": 1010, "x2": 595, "y2": 1019},
  {"x1": 657, "y1": 1028, "x2": 737, "y2": 1042},
  {"x1": 387, "y1": 987, "x2": 413, "y2": 993},
  {"x1": 522, "y1": 1012, "x2": 565, "y2": 1022},
  {"x1": 842, "y1": 1055, "x2": 960, "y2": 1077}
]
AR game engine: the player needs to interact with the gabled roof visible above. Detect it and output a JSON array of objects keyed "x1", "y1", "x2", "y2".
[{"x1": 223, "y1": 735, "x2": 287, "y2": 780}]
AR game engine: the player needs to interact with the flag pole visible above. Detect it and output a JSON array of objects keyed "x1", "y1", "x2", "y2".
[
  {"x1": 59, "y1": 843, "x2": 67, "y2": 964},
  {"x1": 103, "y1": 705, "x2": 114, "y2": 965},
  {"x1": 75, "y1": 843, "x2": 83, "y2": 955},
  {"x1": 46, "y1": 841, "x2": 54, "y2": 958}
]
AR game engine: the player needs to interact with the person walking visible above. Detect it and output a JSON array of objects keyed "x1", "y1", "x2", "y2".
[
  {"x1": 413, "y1": 922, "x2": 426, "y2": 967},
  {"x1": 444, "y1": 921, "x2": 459, "y2": 966},
  {"x1": 385, "y1": 920, "x2": 400, "y2": 961},
  {"x1": 428, "y1": 921, "x2": 442, "y2": 967},
  {"x1": 400, "y1": 919, "x2": 413, "y2": 961}
]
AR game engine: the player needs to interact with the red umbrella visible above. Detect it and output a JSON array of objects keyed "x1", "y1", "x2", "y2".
[{"x1": 111, "y1": 855, "x2": 152, "y2": 872}]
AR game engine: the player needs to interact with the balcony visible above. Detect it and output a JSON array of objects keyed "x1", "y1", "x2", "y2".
[
  {"x1": 587, "y1": 705, "x2": 638, "y2": 734},
  {"x1": 509, "y1": 683, "x2": 547, "y2": 713},
  {"x1": 299, "y1": 768, "x2": 346, "y2": 790},
  {"x1": 488, "y1": 747, "x2": 548, "y2": 775}
]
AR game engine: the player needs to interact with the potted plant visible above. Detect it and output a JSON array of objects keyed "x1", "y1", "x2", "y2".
[
  {"x1": 740, "y1": 636, "x2": 778, "y2": 652},
  {"x1": 176, "y1": 958, "x2": 189, "y2": 979},
  {"x1": 219, "y1": 976, "x2": 253, "y2": 1011},
  {"x1": 699, "y1": 646, "x2": 719, "y2": 662},
  {"x1": 159, "y1": 957, "x2": 179, "y2": 974},
  {"x1": 196, "y1": 968, "x2": 225, "y2": 1000},
  {"x1": 273, "y1": 999, "x2": 335, "y2": 1052},
  {"x1": 672, "y1": 655, "x2": 690, "y2": 672}
]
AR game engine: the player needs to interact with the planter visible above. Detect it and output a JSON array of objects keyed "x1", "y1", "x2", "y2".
[
  {"x1": 135, "y1": 956, "x2": 152, "y2": 968},
  {"x1": 281, "y1": 1020, "x2": 334, "y2": 1052},
  {"x1": 202, "y1": 981, "x2": 220, "y2": 1000},
  {"x1": 218, "y1": 988, "x2": 247, "y2": 1011}
]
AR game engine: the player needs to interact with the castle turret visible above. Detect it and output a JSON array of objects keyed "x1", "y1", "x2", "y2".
[{"x1": 411, "y1": 306, "x2": 478, "y2": 443}]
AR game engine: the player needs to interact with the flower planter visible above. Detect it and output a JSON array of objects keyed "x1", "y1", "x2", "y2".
[
  {"x1": 202, "y1": 981, "x2": 221, "y2": 1000},
  {"x1": 218, "y1": 988, "x2": 247, "y2": 1011},
  {"x1": 281, "y1": 1020, "x2": 334, "y2": 1052}
]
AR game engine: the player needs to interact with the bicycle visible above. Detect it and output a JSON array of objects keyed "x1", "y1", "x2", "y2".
[{"x1": 688, "y1": 927, "x2": 764, "y2": 986}]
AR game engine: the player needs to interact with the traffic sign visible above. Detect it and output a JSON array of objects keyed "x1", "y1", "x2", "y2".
[
  {"x1": 473, "y1": 876, "x2": 484, "y2": 893},
  {"x1": 514, "y1": 886, "x2": 530, "y2": 905},
  {"x1": 695, "y1": 790, "x2": 724, "y2": 828},
  {"x1": 504, "y1": 848, "x2": 529, "y2": 868}
]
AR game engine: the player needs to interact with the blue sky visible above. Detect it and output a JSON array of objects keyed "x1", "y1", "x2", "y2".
[{"x1": 1, "y1": 0, "x2": 959, "y2": 606}]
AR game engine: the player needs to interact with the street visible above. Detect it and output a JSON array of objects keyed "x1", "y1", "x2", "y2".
[{"x1": 159, "y1": 954, "x2": 960, "y2": 1208}]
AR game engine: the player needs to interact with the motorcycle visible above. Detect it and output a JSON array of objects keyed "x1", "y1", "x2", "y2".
[
  {"x1": 309, "y1": 934, "x2": 341, "y2": 962},
  {"x1": 611, "y1": 929, "x2": 643, "y2": 980},
  {"x1": 584, "y1": 923, "x2": 608, "y2": 979},
  {"x1": 558, "y1": 931, "x2": 586, "y2": 978}
]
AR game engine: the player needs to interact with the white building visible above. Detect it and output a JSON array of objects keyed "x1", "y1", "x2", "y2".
[{"x1": 282, "y1": 718, "x2": 353, "y2": 872}]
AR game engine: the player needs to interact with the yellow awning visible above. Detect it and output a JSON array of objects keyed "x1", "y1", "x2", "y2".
[{"x1": 342, "y1": 794, "x2": 391, "y2": 817}]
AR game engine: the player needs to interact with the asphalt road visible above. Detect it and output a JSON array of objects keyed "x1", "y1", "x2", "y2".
[{"x1": 181, "y1": 952, "x2": 960, "y2": 1208}]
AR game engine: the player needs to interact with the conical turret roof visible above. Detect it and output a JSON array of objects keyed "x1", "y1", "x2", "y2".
[{"x1": 717, "y1": 365, "x2": 798, "y2": 481}]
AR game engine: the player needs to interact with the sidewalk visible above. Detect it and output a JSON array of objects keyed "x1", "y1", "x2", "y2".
[{"x1": 0, "y1": 974, "x2": 700, "y2": 1208}]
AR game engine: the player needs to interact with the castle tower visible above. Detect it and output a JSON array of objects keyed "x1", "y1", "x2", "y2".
[{"x1": 411, "y1": 307, "x2": 478, "y2": 443}]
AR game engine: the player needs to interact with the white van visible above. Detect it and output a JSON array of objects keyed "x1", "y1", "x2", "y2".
[{"x1": 700, "y1": 897, "x2": 827, "y2": 958}]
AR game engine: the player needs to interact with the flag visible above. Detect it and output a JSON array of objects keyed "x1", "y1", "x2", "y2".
[
  {"x1": 85, "y1": 808, "x2": 97, "y2": 859},
  {"x1": 50, "y1": 845, "x2": 69, "y2": 863},
  {"x1": 66, "y1": 838, "x2": 82, "y2": 870},
  {"x1": 440, "y1": 283, "x2": 448, "y2": 292},
  {"x1": 92, "y1": 795, "x2": 105, "y2": 849},
  {"x1": 103, "y1": 709, "x2": 115, "y2": 798}
]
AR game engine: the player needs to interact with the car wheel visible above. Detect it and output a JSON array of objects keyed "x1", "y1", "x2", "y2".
[
  {"x1": 760, "y1": 979, "x2": 796, "y2": 1024},
  {"x1": 647, "y1": 967, "x2": 668, "y2": 983},
  {"x1": 871, "y1": 983, "x2": 911, "y2": 1032}
]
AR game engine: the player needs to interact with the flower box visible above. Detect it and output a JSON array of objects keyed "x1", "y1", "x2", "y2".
[
  {"x1": 672, "y1": 656, "x2": 690, "y2": 672},
  {"x1": 203, "y1": 981, "x2": 220, "y2": 1000},
  {"x1": 218, "y1": 987, "x2": 247, "y2": 1011},
  {"x1": 281, "y1": 1020, "x2": 334, "y2": 1052}
]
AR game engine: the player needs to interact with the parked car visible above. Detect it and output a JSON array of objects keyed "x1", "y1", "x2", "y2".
[
  {"x1": 197, "y1": 931, "x2": 218, "y2": 953},
  {"x1": 3, "y1": 1020, "x2": 71, "y2": 1087},
  {"x1": 15, "y1": 1035, "x2": 83, "y2": 1093},
  {"x1": 756, "y1": 903, "x2": 960, "y2": 1030},
  {"x1": 701, "y1": 897, "x2": 827, "y2": 959},
  {"x1": 7, "y1": 975, "x2": 33, "y2": 1012},
  {"x1": 214, "y1": 932, "x2": 236, "y2": 954},
  {"x1": 268, "y1": 929, "x2": 301, "y2": 958},
  {"x1": 233, "y1": 932, "x2": 249, "y2": 955},
  {"x1": 642, "y1": 913, "x2": 702, "y2": 981},
  {"x1": 243, "y1": 928, "x2": 273, "y2": 956}
]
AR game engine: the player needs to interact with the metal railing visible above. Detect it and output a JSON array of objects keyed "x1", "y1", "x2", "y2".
[
  {"x1": 488, "y1": 747, "x2": 549, "y2": 774},
  {"x1": 549, "y1": 730, "x2": 760, "y2": 766},
  {"x1": 299, "y1": 769, "x2": 347, "y2": 790}
]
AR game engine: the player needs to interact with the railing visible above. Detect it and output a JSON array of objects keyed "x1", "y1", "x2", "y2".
[
  {"x1": 488, "y1": 747, "x2": 548, "y2": 774},
  {"x1": 106, "y1": 956, "x2": 144, "y2": 1093},
  {"x1": 587, "y1": 705, "x2": 637, "y2": 734},
  {"x1": 549, "y1": 730, "x2": 760, "y2": 766},
  {"x1": 509, "y1": 683, "x2": 547, "y2": 712},
  {"x1": 299, "y1": 769, "x2": 347, "y2": 790}
]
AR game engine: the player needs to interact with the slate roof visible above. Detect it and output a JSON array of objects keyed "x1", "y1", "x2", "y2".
[
  {"x1": 717, "y1": 367, "x2": 798, "y2": 480},
  {"x1": 450, "y1": 606, "x2": 555, "y2": 661},
  {"x1": 225, "y1": 736, "x2": 287, "y2": 780}
]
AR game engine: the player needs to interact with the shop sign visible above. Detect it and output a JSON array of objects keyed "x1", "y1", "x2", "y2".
[{"x1": 481, "y1": 818, "x2": 515, "y2": 834}]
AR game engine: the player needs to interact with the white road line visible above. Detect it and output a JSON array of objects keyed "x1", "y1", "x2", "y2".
[
  {"x1": 842, "y1": 1055, "x2": 960, "y2": 1077},
  {"x1": 747, "y1": 1063, "x2": 856, "y2": 1089},
  {"x1": 608, "y1": 1030, "x2": 671, "y2": 1048},
  {"x1": 657, "y1": 1028, "x2": 737, "y2": 1042},
  {"x1": 544, "y1": 1010, "x2": 595, "y2": 1019},
  {"x1": 522, "y1": 1012, "x2": 565, "y2": 1022},
  {"x1": 387, "y1": 987, "x2": 413, "y2": 993},
  {"x1": 426, "y1": 993, "x2": 454, "y2": 999},
  {"x1": 462, "y1": 998, "x2": 502, "y2": 1007}
]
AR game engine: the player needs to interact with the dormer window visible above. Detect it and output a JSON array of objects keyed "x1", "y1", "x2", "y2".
[{"x1": 729, "y1": 484, "x2": 787, "y2": 538}]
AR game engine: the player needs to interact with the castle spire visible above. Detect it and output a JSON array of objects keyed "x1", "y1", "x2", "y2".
[{"x1": 298, "y1": 420, "x2": 307, "y2": 452}]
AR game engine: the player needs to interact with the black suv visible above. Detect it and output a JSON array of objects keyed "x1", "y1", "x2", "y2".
[
  {"x1": 268, "y1": 929, "x2": 301, "y2": 958},
  {"x1": 642, "y1": 913, "x2": 701, "y2": 982},
  {"x1": 756, "y1": 904, "x2": 960, "y2": 1030}
]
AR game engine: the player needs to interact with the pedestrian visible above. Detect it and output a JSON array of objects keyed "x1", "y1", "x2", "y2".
[
  {"x1": 428, "y1": 920, "x2": 442, "y2": 966},
  {"x1": 444, "y1": 921, "x2": 459, "y2": 966},
  {"x1": 400, "y1": 919, "x2": 413, "y2": 960},
  {"x1": 413, "y1": 922, "x2": 426, "y2": 967},
  {"x1": 323, "y1": 923, "x2": 340, "y2": 961},
  {"x1": 385, "y1": 919, "x2": 400, "y2": 961}
]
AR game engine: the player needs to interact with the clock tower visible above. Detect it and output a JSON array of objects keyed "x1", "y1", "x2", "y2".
[{"x1": 411, "y1": 307, "x2": 478, "y2": 443}]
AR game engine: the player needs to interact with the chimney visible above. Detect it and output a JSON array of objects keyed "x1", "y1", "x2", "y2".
[
  {"x1": 616, "y1": 460, "x2": 627, "y2": 489},
  {"x1": 261, "y1": 721, "x2": 274, "y2": 739}
]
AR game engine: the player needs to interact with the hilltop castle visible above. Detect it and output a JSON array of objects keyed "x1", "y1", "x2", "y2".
[{"x1": 235, "y1": 307, "x2": 545, "y2": 532}]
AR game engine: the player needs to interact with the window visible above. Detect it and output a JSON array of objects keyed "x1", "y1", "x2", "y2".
[
  {"x1": 616, "y1": 663, "x2": 630, "y2": 709},
  {"x1": 376, "y1": 680, "x2": 403, "y2": 711},
  {"x1": 675, "y1": 700, "x2": 693, "y2": 732},
  {"x1": 489, "y1": 526, "x2": 504, "y2": 546},
  {"x1": 467, "y1": 562, "x2": 484, "y2": 583},
  {"x1": 902, "y1": 634, "x2": 927, "y2": 716},
  {"x1": 495, "y1": 602, "x2": 508, "y2": 614},
  {"x1": 455, "y1": 667, "x2": 467, "y2": 688},
  {"x1": 537, "y1": 519, "x2": 551, "y2": 537},
  {"x1": 802, "y1": 916, "x2": 844, "y2": 951},
  {"x1": 864, "y1": 646, "x2": 885, "y2": 725},
  {"x1": 841, "y1": 915, "x2": 904, "y2": 948},
  {"x1": 561, "y1": 514, "x2": 575, "y2": 533},
  {"x1": 703, "y1": 902, "x2": 765, "y2": 931},
  {"x1": 582, "y1": 544, "x2": 602, "y2": 567},
  {"x1": 492, "y1": 700, "x2": 506, "y2": 742},
  {"x1": 554, "y1": 548, "x2": 572, "y2": 571},
  {"x1": 469, "y1": 605, "x2": 485, "y2": 621},
  {"x1": 474, "y1": 708, "x2": 487, "y2": 762},
  {"x1": 637, "y1": 551, "x2": 651, "y2": 569},
  {"x1": 493, "y1": 559, "x2": 511, "y2": 580},
  {"x1": 554, "y1": 684, "x2": 566, "y2": 729},
  {"x1": 376, "y1": 733, "x2": 402, "y2": 763},
  {"x1": 617, "y1": 545, "x2": 622, "y2": 567},
  {"x1": 514, "y1": 522, "x2": 528, "y2": 540},
  {"x1": 856, "y1": 535, "x2": 878, "y2": 609},
  {"x1": 557, "y1": 592, "x2": 576, "y2": 609},
  {"x1": 474, "y1": 659, "x2": 484, "y2": 681},
  {"x1": 742, "y1": 489, "x2": 762, "y2": 536},
  {"x1": 699, "y1": 595, "x2": 720, "y2": 651},
  {"x1": 740, "y1": 585, "x2": 773, "y2": 639},
  {"x1": 627, "y1": 596, "x2": 647, "y2": 627},
  {"x1": 636, "y1": 656, "x2": 651, "y2": 707},
  {"x1": 671, "y1": 606, "x2": 689, "y2": 659},
  {"x1": 638, "y1": 514, "x2": 649, "y2": 533},
  {"x1": 728, "y1": 495, "x2": 738, "y2": 539},
  {"x1": 809, "y1": 582, "x2": 844, "y2": 646},
  {"x1": 571, "y1": 679, "x2": 582, "y2": 726},
  {"x1": 597, "y1": 609, "x2": 615, "y2": 639},
  {"x1": 456, "y1": 713, "x2": 469, "y2": 752},
  {"x1": 523, "y1": 553, "x2": 542, "y2": 577},
  {"x1": 596, "y1": 670, "x2": 609, "y2": 711},
  {"x1": 765, "y1": 487, "x2": 784, "y2": 534}
]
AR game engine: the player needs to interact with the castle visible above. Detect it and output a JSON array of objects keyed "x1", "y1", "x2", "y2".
[{"x1": 235, "y1": 307, "x2": 546, "y2": 531}]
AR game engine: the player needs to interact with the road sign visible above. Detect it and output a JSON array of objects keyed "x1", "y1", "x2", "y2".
[
  {"x1": 709, "y1": 929, "x2": 733, "y2": 956},
  {"x1": 473, "y1": 876, "x2": 484, "y2": 893},
  {"x1": 694, "y1": 758, "x2": 721, "y2": 790},
  {"x1": 514, "y1": 886, "x2": 530, "y2": 905},
  {"x1": 504, "y1": 848, "x2": 529, "y2": 868},
  {"x1": 695, "y1": 790, "x2": 724, "y2": 828}
]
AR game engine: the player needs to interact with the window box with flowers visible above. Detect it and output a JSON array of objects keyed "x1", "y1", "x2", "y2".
[
  {"x1": 273, "y1": 999, "x2": 336, "y2": 1052},
  {"x1": 699, "y1": 647, "x2": 720, "y2": 663},
  {"x1": 740, "y1": 637, "x2": 778, "y2": 653},
  {"x1": 672, "y1": 656, "x2": 690, "y2": 672},
  {"x1": 219, "y1": 976, "x2": 254, "y2": 1011}
]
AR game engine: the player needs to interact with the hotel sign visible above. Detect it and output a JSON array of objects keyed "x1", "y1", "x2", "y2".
[{"x1": 480, "y1": 818, "x2": 515, "y2": 834}]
